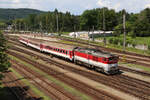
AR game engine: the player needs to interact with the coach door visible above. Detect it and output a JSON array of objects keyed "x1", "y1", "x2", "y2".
[{"x1": 70, "y1": 51, "x2": 73, "y2": 59}]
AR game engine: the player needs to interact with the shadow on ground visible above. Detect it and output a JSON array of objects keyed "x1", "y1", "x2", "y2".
[
  {"x1": 0, "y1": 86, "x2": 43, "y2": 100},
  {"x1": 0, "y1": 71, "x2": 43, "y2": 100}
]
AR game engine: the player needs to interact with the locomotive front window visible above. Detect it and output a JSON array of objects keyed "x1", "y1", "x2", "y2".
[
  {"x1": 109, "y1": 57, "x2": 113, "y2": 61},
  {"x1": 109, "y1": 57, "x2": 118, "y2": 61}
]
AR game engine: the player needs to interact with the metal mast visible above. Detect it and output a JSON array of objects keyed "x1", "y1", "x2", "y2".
[
  {"x1": 123, "y1": 11, "x2": 126, "y2": 51},
  {"x1": 56, "y1": 13, "x2": 59, "y2": 34},
  {"x1": 103, "y1": 8, "x2": 106, "y2": 46}
]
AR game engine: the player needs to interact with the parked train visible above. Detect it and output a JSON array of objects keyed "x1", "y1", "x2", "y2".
[{"x1": 19, "y1": 37, "x2": 119, "y2": 74}]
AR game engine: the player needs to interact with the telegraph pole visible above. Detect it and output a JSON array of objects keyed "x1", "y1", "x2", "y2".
[
  {"x1": 103, "y1": 8, "x2": 106, "y2": 46},
  {"x1": 74, "y1": 25, "x2": 76, "y2": 38},
  {"x1": 56, "y1": 13, "x2": 59, "y2": 35},
  {"x1": 123, "y1": 11, "x2": 126, "y2": 51},
  {"x1": 92, "y1": 26, "x2": 95, "y2": 41}
]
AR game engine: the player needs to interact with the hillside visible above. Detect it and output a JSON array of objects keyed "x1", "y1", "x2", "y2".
[{"x1": 0, "y1": 8, "x2": 45, "y2": 21}]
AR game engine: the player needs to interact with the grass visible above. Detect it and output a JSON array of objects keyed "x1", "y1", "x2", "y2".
[
  {"x1": 97, "y1": 35, "x2": 150, "y2": 45},
  {"x1": 9, "y1": 54, "x2": 91, "y2": 100},
  {"x1": 10, "y1": 68, "x2": 51, "y2": 100},
  {"x1": 119, "y1": 62, "x2": 150, "y2": 73}
]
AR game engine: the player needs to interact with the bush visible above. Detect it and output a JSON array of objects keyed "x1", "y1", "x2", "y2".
[
  {"x1": 126, "y1": 40, "x2": 131, "y2": 47},
  {"x1": 113, "y1": 38, "x2": 119, "y2": 45},
  {"x1": 108, "y1": 38, "x2": 113, "y2": 44},
  {"x1": 148, "y1": 44, "x2": 150, "y2": 50},
  {"x1": 132, "y1": 41, "x2": 136, "y2": 47},
  {"x1": 119, "y1": 39, "x2": 123, "y2": 46}
]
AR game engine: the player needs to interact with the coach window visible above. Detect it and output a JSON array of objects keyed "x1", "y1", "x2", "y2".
[{"x1": 66, "y1": 51, "x2": 68, "y2": 54}]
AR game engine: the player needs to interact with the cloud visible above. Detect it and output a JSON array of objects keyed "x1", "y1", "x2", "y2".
[
  {"x1": 13, "y1": 0, "x2": 20, "y2": 3},
  {"x1": 145, "y1": 4, "x2": 150, "y2": 8},
  {"x1": 113, "y1": 3, "x2": 120, "y2": 10},
  {"x1": 97, "y1": 0, "x2": 110, "y2": 7},
  {"x1": 97, "y1": 0, "x2": 150, "y2": 13},
  {"x1": 1, "y1": 0, "x2": 150, "y2": 14}
]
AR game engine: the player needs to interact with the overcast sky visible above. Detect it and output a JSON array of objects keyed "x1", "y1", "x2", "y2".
[{"x1": 1, "y1": 0, "x2": 150, "y2": 15}]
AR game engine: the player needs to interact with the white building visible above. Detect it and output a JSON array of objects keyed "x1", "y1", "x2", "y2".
[{"x1": 69, "y1": 30, "x2": 113, "y2": 38}]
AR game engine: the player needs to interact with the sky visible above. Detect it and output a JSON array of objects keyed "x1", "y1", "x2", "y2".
[{"x1": 1, "y1": 0, "x2": 150, "y2": 15}]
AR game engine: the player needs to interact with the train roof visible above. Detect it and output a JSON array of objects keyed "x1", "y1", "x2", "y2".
[
  {"x1": 21, "y1": 37, "x2": 75, "y2": 51},
  {"x1": 75, "y1": 47, "x2": 116, "y2": 58}
]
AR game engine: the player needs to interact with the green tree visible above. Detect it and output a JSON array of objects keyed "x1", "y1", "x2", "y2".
[
  {"x1": 0, "y1": 31, "x2": 11, "y2": 77},
  {"x1": 80, "y1": 9, "x2": 98, "y2": 30},
  {"x1": 0, "y1": 22, "x2": 7, "y2": 30},
  {"x1": 132, "y1": 8, "x2": 150, "y2": 37},
  {"x1": 114, "y1": 21, "x2": 133, "y2": 36}
]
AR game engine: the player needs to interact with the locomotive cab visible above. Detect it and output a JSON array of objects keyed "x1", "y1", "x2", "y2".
[{"x1": 105, "y1": 56, "x2": 119, "y2": 74}]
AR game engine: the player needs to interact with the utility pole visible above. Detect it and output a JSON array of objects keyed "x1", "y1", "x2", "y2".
[
  {"x1": 103, "y1": 8, "x2": 106, "y2": 46},
  {"x1": 56, "y1": 13, "x2": 59, "y2": 35},
  {"x1": 92, "y1": 26, "x2": 95, "y2": 41},
  {"x1": 40, "y1": 21, "x2": 42, "y2": 33},
  {"x1": 123, "y1": 11, "x2": 126, "y2": 51},
  {"x1": 74, "y1": 25, "x2": 76, "y2": 38},
  {"x1": 88, "y1": 27, "x2": 90, "y2": 49}
]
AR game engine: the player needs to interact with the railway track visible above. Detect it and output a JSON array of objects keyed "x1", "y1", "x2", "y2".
[
  {"x1": 2, "y1": 70, "x2": 39, "y2": 100},
  {"x1": 8, "y1": 50, "x2": 122, "y2": 100},
  {"x1": 8, "y1": 38, "x2": 150, "y2": 78},
  {"x1": 8, "y1": 46, "x2": 150, "y2": 100},
  {"x1": 11, "y1": 60, "x2": 78, "y2": 100},
  {"x1": 8, "y1": 35, "x2": 150, "y2": 69},
  {"x1": 9, "y1": 41, "x2": 150, "y2": 77},
  {"x1": 7, "y1": 35, "x2": 150, "y2": 99},
  {"x1": 119, "y1": 66, "x2": 150, "y2": 77}
]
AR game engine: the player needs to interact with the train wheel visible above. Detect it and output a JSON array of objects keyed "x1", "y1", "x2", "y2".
[{"x1": 74, "y1": 60, "x2": 78, "y2": 65}]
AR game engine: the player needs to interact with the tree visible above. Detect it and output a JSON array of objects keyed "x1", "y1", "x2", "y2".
[
  {"x1": 0, "y1": 31, "x2": 11, "y2": 78},
  {"x1": 0, "y1": 22, "x2": 7, "y2": 30},
  {"x1": 132, "y1": 8, "x2": 150, "y2": 37},
  {"x1": 80, "y1": 8, "x2": 118, "y2": 31},
  {"x1": 114, "y1": 21, "x2": 133, "y2": 36},
  {"x1": 80, "y1": 9, "x2": 98, "y2": 30}
]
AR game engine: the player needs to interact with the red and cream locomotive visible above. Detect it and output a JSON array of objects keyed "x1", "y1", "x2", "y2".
[{"x1": 19, "y1": 37, "x2": 119, "y2": 74}]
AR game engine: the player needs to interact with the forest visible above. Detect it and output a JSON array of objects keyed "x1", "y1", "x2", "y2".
[{"x1": 1, "y1": 7, "x2": 150, "y2": 37}]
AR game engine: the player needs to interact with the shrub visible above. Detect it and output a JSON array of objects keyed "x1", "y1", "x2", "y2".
[
  {"x1": 119, "y1": 39, "x2": 123, "y2": 46},
  {"x1": 113, "y1": 38, "x2": 119, "y2": 45},
  {"x1": 132, "y1": 41, "x2": 136, "y2": 47},
  {"x1": 108, "y1": 38, "x2": 113, "y2": 44},
  {"x1": 126, "y1": 40, "x2": 130, "y2": 47},
  {"x1": 148, "y1": 44, "x2": 150, "y2": 50}
]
